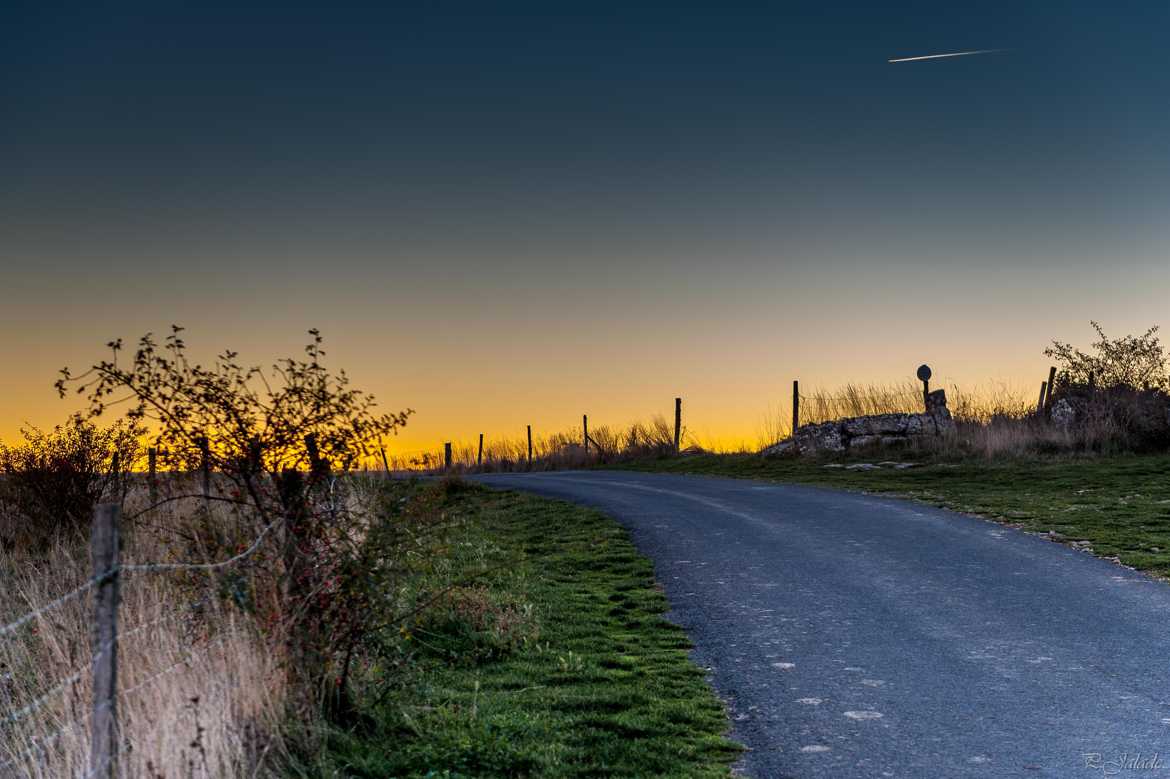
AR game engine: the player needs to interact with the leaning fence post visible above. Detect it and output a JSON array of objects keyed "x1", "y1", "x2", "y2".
[
  {"x1": 527, "y1": 425, "x2": 533, "y2": 467},
  {"x1": 90, "y1": 503, "x2": 121, "y2": 779},
  {"x1": 477, "y1": 433, "x2": 484, "y2": 467},
  {"x1": 380, "y1": 445, "x2": 391, "y2": 477},
  {"x1": 444, "y1": 442, "x2": 452, "y2": 471},
  {"x1": 674, "y1": 397, "x2": 682, "y2": 454},
  {"x1": 791, "y1": 381, "x2": 800, "y2": 436},
  {"x1": 1037, "y1": 381, "x2": 1048, "y2": 414},
  {"x1": 1044, "y1": 366, "x2": 1057, "y2": 412}
]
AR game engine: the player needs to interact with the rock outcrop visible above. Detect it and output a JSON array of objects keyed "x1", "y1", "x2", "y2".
[{"x1": 763, "y1": 389, "x2": 956, "y2": 456}]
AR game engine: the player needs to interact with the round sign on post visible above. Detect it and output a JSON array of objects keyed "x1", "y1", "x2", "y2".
[{"x1": 917, "y1": 364, "x2": 932, "y2": 412}]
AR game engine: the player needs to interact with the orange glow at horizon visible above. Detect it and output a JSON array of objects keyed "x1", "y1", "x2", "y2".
[{"x1": 5, "y1": 243, "x2": 1170, "y2": 457}]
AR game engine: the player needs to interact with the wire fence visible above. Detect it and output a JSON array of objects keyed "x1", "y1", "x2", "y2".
[{"x1": 0, "y1": 477, "x2": 284, "y2": 779}]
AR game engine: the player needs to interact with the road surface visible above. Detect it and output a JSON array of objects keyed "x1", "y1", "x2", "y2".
[{"x1": 474, "y1": 470, "x2": 1170, "y2": 778}]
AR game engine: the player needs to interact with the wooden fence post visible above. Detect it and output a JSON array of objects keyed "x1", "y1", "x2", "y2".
[
  {"x1": 1044, "y1": 366, "x2": 1057, "y2": 412},
  {"x1": 477, "y1": 434, "x2": 484, "y2": 467},
  {"x1": 380, "y1": 446, "x2": 391, "y2": 476},
  {"x1": 674, "y1": 397, "x2": 682, "y2": 454},
  {"x1": 109, "y1": 451, "x2": 121, "y2": 502},
  {"x1": 583, "y1": 415, "x2": 589, "y2": 455},
  {"x1": 248, "y1": 439, "x2": 263, "y2": 477},
  {"x1": 791, "y1": 381, "x2": 800, "y2": 436},
  {"x1": 304, "y1": 433, "x2": 330, "y2": 479},
  {"x1": 527, "y1": 425, "x2": 533, "y2": 467},
  {"x1": 276, "y1": 468, "x2": 313, "y2": 707},
  {"x1": 1037, "y1": 381, "x2": 1047, "y2": 414},
  {"x1": 444, "y1": 442, "x2": 452, "y2": 471},
  {"x1": 147, "y1": 447, "x2": 158, "y2": 505},
  {"x1": 197, "y1": 435, "x2": 210, "y2": 500},
  {"x1": 90, "y1": 503, "x2": 121, "y2": 779}
]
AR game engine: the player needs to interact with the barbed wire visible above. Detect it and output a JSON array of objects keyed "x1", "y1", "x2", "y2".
[
  {"x1": 0, "y1": 573, "x2": 108, "y2": 642},
  {"x1": 117, "y1": 595, "x2": 212, "y2": 644},
  {"x1": 1, "y1": 631, "x2": 239, "y2": 776},
  {"x1": 0, "y1": 718, "x2": 83, "y2": 774},
  {"x1": 116, "y1": 634, "x2": 232, "y2": 702},
  {"x1": 0, "y1": 639, "x2": 103, "y2": 726},
  {"x1": 0, "y1": 519, "x2": 251, "y2": 645},
  {"x1": 121, "y1": 516, "x2": 283, "y2": 575},
  {"x1": 2, "y1": 592, "x2": 216, "y2": 734}
]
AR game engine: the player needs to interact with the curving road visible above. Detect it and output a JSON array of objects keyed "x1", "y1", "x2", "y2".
[{"x1": 474, "y1": 470, "x2": 1170, "y2": 778}]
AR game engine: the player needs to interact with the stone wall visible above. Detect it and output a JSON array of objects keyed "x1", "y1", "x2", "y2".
[{"x1": 763, "y1": 389, "x2": 956, "y2": 456}]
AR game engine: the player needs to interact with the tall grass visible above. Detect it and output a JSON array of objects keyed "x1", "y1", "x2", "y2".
[
  {"x1": 382, "y1": 413, "x2": 689, "y2": 474},
  {"x1": 0, "y1": 480, "x2": 290, "y2": 778},
  {"x1": 757, "y1": 381, "x2": 1167, "y2": 458}
]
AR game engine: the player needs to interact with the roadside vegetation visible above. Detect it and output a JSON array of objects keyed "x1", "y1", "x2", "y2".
[
  {"x1": 1, "y1": 328, "x2": 736, "y2": 777},
  {"x1": 300, "y1": 479, "x2": 739, "y2": 778}
]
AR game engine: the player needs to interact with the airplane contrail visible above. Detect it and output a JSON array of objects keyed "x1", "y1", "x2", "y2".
[{"x1": 888, "y1": 49, "x2": 1003, "y2": 63}]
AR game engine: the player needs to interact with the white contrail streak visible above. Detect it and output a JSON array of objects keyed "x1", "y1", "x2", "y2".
[{"x1": 888, "y1": 49, "x2": 1003, "y2": 63}]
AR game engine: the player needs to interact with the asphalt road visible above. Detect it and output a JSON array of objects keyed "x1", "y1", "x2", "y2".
[{"x1": 474, "y1": 470, "x2": 1170, "y2": 778}]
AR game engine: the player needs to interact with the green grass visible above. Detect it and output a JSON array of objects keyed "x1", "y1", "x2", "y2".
[
  {"x1": 624, "y1": 452, "x2": 1170, "y2": 578},
  {"x1": 307, "y1": 479, "x2": 740, "y2": 778}
]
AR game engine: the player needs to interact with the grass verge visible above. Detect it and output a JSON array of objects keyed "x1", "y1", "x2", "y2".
[
  {"x1": 305, "y1": 479, "x2": 740, "y2": 778},
  {"x1": 625, "y1": 453, "x2": 1170, "y2": 578}
]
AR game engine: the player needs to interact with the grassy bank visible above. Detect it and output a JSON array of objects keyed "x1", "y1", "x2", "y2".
[
  {"x1": 306, "y1": 479, "x2": 739, "y2": 778},
  {"x1": 625, "y1": 453, "x2": 1170, "y2": 578}
]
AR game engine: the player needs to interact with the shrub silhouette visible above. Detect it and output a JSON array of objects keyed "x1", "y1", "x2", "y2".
[{"x1": 0, "y1": 414, "x2": 140, "y2": 550}]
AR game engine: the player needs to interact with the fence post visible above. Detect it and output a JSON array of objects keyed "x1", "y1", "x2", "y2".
[
  {"x1": 477, "y1": 434, "x2": 484, "y2": 467},
  {"x1": 110, "y1": 451, "x2": 121, "y2": 503},
  {"x1": 674, "y1": 397, "x2": 682, "y2": 454},
  {"x1": 304, "y1": 434, "x2": 330, "y2": 479},
  {"x1": 444, "y1": 442, "x2": 452, "y2": 471},
  {"x1": 1037, "y1": 381, "x2": 1047, "y2": 414},
  {"x1": 197, "y1": 435, "x2": 210, "y2": 500},
  {"x1": 791, "y1": 381, "x2": 800, "y2": 436},
  {"x1": 380, "y1": 445, "x2": 391, "y2": 476},
  {"x1": 527, "y1": 425, "x2": 533, "y2": 467},
  {"x1": 147, "y1": 447, "x2": 158, "y2": 505},
  {"x1": 248, "y1": 438, "x2": 263, "y2": 477},
  {"x1": 583, "y1": 415, "x2": 589, "y2": 455},
  {"x1": 90, "y1": 503, "x2": 121, "y2": 779},
  {"x1": 1044, "y1": 366, "x2": 1057, "y2": 412}
]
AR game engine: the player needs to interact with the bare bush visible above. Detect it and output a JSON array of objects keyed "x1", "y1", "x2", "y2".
[
  {"x1": 1045, "y1": 321, "x2": 1167, "y2": 390},
  {"x1": 0, "y1": 415, "x2": 141, "y2": 551}
]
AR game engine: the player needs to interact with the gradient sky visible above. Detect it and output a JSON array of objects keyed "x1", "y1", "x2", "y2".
[{"x1": 4, "y1": 2, "x2": 1170, "y2": 452}]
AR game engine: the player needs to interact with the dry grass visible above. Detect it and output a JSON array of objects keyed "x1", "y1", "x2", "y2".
[
  {"x1": 0, "y1": 479, "x2": 290, "y2": 778},
  {"x1": 757, "y1": 381, "x2": 1165, "y2": 458},
  {"x1": 379, "y1": 414, "x2": 687, "y2": 474}
]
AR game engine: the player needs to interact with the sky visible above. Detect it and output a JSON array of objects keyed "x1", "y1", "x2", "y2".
[{"x1": 4, "y1": 1, "x2": 1170, "y2": 453}]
